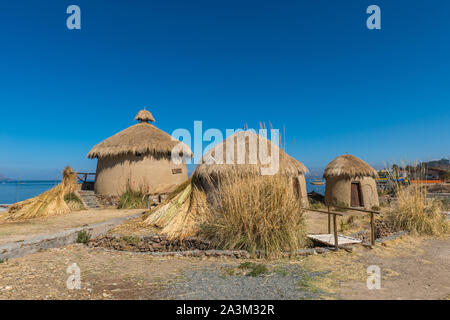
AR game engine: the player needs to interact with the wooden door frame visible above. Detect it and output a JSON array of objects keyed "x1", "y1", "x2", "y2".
[{"x1": 350, "y1": 181, "x2": 364, "y2": 207}]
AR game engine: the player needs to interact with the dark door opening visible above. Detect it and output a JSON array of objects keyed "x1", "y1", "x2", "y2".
[
  {"x1": 351, "y1": 182, "x2": 363, "y2": 207},
  {"x1": 293, "y1": 178, "x2": 300, "y2": 199}
]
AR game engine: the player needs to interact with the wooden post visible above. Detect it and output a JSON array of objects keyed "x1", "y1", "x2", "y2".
[
  {"x1": 370, "y1": 212, "x2": 375, "y2": 246},
  {"x1": 333, "y1": 213, "x2": 338, "y2": 251},
  {"x1": 327, "y1": 206, "x2": 331, "y2": 234}
]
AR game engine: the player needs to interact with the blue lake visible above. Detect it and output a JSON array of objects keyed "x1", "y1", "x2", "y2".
[{"x1": 0, "y1": 181, "x2": 60, "y2": 204}]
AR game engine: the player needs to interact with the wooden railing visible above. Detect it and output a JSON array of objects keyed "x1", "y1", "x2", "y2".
[
  {"x1": 303, "y1": 205, "x2": 380, "y2": 250},
  {"x1": 75, "y1": 172, "x2": 96, "y2": 184}
]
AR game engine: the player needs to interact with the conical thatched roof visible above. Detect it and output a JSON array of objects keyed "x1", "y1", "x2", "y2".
[
  {"x1": 88, "y1": 110, "x2": 193, "y2": 159},
  {"x1": 135, "y1": 109, "x2": 155, "y2": 123},
  {"x1": 193, "y1": 131, "x2": 308, "y2": 182},
  {"x1": 323, "y1": 154, "x2": 377, "y2": 179}
]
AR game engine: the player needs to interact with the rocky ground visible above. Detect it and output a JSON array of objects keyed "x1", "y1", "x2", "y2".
[{"x1": 0, "y1": 235, "x2": 448, "y2": 300}]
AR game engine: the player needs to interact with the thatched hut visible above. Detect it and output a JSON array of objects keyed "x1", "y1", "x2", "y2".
[
  {"x1": 323, "y1": 154, "x2": 379, "y2": 209},
  {"x1": 145, "y1": 130, "x2": 309, "y2": 240},
  {"x1": 193, "y1": 130, "x2": 309, "y2": 206},
  {"x1": 87, "y1": 110, "x2": 192, "y2": 197}
]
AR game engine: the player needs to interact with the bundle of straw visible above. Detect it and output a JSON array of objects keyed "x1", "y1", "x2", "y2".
[
  {"x1": 144, "y1": 180, "x2": 209, "y2": 239},
  {"x1": 5, "y1": 166, "x2": 78, "y2": 221}
]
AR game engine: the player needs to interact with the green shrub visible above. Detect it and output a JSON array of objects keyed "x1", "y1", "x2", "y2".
[
  {"x1": 332, "y1": 200, "x2": 349, "y2": 212},
  {"x1": 76, "y1": 230, "x2": 90, "y2": 244},
  {"x1": 310, "y1": 202, "x2": 322, "y2": 210},
  {"x1": 121, "y1": 235, "x2": 140, "y2": 246},
  {"x1": 238, "y1": 262, "x2": 269, "y2": 277},
  {"x1": 118, "y1": 188, "x2": 148, "y2": 209},
  {"x1": 238, "y1": 262, "x2": 254, "y2": 269},
  {"x1": 64, "y1": 192, "x2": 83, "y2": 204}
]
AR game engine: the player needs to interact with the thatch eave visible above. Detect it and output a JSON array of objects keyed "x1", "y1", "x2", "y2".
[
  {"x1": 323, "y1": 154, "x2": 378, "y2": 179},
  {"x1": 192, "y1": 131, "x2": 308, "y2": 182},
  {"x1": 87, "y1": 122, "x2": 193, "y2": 159}
]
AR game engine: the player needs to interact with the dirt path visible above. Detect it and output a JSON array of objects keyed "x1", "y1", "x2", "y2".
[
  {"x1": 0, "y1": 244, "x2": 221, "y2": 299},
  {"x1": 0, "y1": 235, "x2": 448, "y2": 300},
  {"x1": 0, "y1": 209, "x2": 143, "y2": 245},
  {"x1": 337, "y1": 237, "x2": 450, "y2": 299}
]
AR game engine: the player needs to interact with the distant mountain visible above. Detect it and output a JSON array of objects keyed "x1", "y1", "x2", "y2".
[
  {"x1": 305, "y1": 167, "x2": 324, "y2": 178},
  {"x1": 424, "y1": 158, "x2": 450, "y2": 169},
  {"x1": 0, "y1": 174, "x2": 11, "y2": 182}
]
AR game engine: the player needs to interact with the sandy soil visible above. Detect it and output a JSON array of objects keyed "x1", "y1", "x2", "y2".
[
  {"x1": 0, "y1": 209, "x2": 143, "y2": 245},
  {"x1": 337, "y1": 236, "x2": 450, "y2": 299},
  {"x1": 0, "y1": 235, "x2": 448, "y2": 300}
]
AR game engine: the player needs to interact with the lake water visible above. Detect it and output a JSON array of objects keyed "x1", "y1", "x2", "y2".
[
  {"x1": 0, "y1": 181, "x2": 59, "y2": 205},
  {"x1": 0, "y1": 179, "x2": 325, "y2": 205},
  {"x1": 305, "y1": 179, "x2": 325, "y2": 196}
]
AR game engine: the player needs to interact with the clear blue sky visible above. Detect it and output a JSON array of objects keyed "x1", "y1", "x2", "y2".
[{"x1": 0, "y1": 0, "x2": 449, "y2": 179}]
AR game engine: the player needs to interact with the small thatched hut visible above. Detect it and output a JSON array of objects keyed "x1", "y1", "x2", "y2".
[
  {"x1": 87, "y1": 109, "x2": 192, "y2": 197},
  {"x1": 323, "y1": 154, "x2": 379, "y2": 209},
  {"x1": 193, "y1": 130, "x2": 309, "y2": 206},
  {"x1": 145, "y1": 130, "x2": 309, "y2": 239}
]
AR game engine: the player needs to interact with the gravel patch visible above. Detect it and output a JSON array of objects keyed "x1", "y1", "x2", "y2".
[{"x1": 162, "y1": 265, "x2": 327, "y2": 300}]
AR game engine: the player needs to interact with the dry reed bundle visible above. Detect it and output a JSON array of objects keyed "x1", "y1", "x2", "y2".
[
  {"x1": 4, "y1": 166, "x2": 78, "y2": 221},
  {"x1": 144, "y1": 179, "x2": 209, "y2": 239}
]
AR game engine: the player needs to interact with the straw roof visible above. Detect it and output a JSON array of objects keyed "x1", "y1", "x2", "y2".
[
  {"x1": 135, "y1": 109, "x2": 155, "y2": 122},
  {"x1": 323, "y1": 154, "x2": 377, "y2": 179},
  {"x1": 193, "y1": 131, "x2": 308, "y2": 182},
  {"x1": 87, "y1": 110, "x2": 192, "y2": 159}
]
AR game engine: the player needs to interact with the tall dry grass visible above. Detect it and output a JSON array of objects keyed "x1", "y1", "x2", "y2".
[
  {"x1": 388, "y1": 185, "x2": 448, "y2": 235},
  {"x1": 386, "y1": 163, "x2": 449, "y2": 236},
  {"x1": 199, "y1": 172, "x2": 307, "y2": 257}
]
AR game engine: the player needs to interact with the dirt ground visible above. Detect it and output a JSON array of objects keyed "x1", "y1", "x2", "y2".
[
  {"x1": 0, "y1": 209, "x2": 143, "y2": 244},
  {"x1": 305, "y1": 210, "x2": 372, "y2": 235},
  {"x1": 0, "y1": 235, "x2": 448, "y2": 300},
  {"x1": 337, "y1": 236, "x2": 450, "y2": 299}
]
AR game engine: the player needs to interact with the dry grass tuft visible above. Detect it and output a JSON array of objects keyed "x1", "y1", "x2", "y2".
[
  {"x1": 117, "y1": 187, "x2": 148, "y2": 209},
  {"x1": 199, "y1": 172, "x2": 307, "y2": 257},
  {"x1": 388, "y1": 184, "x2": 448, "y2": 236}
]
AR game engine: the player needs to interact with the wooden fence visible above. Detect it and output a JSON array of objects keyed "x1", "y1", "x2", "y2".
[{"x1": 303, "y1": 205, "x2": 380, "y2": 250}]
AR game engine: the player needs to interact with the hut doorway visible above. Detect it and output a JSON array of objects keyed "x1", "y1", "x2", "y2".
[
  {"x1": 351, "y1": 182, "x2": 364, "y2": 207},
  {"x1": 293, "y1": 178, "x2": 300, "y2": 198}
]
